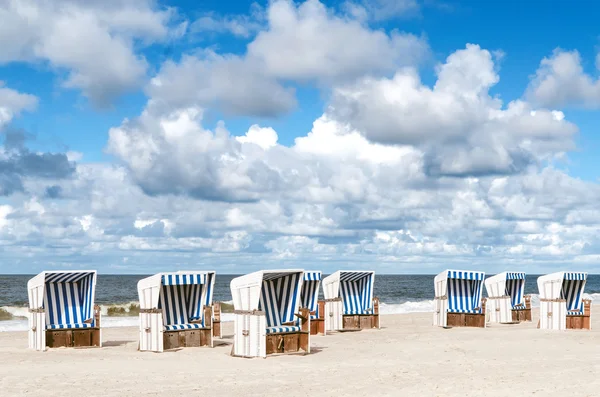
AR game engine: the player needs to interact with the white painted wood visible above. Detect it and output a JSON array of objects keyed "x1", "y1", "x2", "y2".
[
  {"x1": 539, "y1": 300, "x2": 566, "y2": 330},
  {"x1": 486, "y1": 296, "x2": 512, "y2": 324},
  {"x1": 324, "y1": 299, "x2": 342, "y2": 332},
  {"x1": 233, "y1": 312, "x2": 266, "y2": 358},
  {"x1": 433, "y1": 298, "x2": 447, "y2": 327},
  {"x1": 139, "y1": 312, "x2": 163, "y2": 352},
  {"x1": 28, "y1": 311, "x2": 46, "y2": 351},
  {"x1": 485, "y1": 272, "x2": 508, "y2": 298}
]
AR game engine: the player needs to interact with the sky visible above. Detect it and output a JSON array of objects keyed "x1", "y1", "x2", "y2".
[{"x1": 2, "y1": 0, "x2": 600, "y2": 275}]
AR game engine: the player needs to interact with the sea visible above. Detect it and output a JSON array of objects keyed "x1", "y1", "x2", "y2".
[{"x1": 2, "y1": 274, "x2": 600, "y2": 332}]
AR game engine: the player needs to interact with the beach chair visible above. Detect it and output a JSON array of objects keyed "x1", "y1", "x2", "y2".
[
  {"x1": 230, "y1": 270, "x2": 310, "y2": 358},
  {"x1": 27, "y1": 270, "x2": 101, "y2": 351},
  {"x1": 433, "y1": 269, "x2": 486, "y2": 328},
  {"x1": 301, "y1": 271, "x2": 324, "y2": 335},
  {"x1": 137, "y1": 271, "x2": 221, "y2": 352},
  {"x1": 484, "y1": 272, "x2": 532, "y2": 324},
  {"x1": 537, "y1": 272, "x2": 591, "y2": 330},
  {"x1": 321, "y1": 271, "x2": 380, "y2": 332}
]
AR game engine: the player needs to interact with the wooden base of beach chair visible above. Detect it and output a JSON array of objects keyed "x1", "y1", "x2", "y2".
[
  {"x1": 340, "y1": 298, "x2": 380, "y2": 331},
  {"x1": 163, "y1": 329, "x2": 212, "y2": 350},
  {"x1": 512, "y1": 309, "x2": 532, "y2": 322},
  {"x1": 265, "y1": 332, "x2": 310, "y2": 355},
  {"x1": 310, "y1": 318, "x2": 325, "y2": 335},
  {"x1": 446, "y1": 313, "x2": 485, "y2": 328},
  {"x1": 342, "y1": 314, "x2": 379, "y2": 330},
  {"x1": 265, "y1": 308, "x2": 311, "y2": 355},
  {"x1": 46, "y1": 328, "x2": 101, "y2": 348},
  {"x1": 566, "y1": 299, "x2": 591, "y2": 330}
]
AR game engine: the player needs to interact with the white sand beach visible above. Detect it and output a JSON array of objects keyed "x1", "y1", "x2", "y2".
[{"x1": 2, "y1": 310, "x2": 600, "y2": 396}]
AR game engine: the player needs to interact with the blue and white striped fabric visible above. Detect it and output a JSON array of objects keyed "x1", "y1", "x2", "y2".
[
  {"x1": 446, "y1": 271, "x2": 484, "y2": 314},
  {"x1": 301, "y1": 272, "x2": 321, "y2": 319},
  {"x1": 164, "y1": 323, "x2": 204, "y2": 331},
  {"x1": 562, "y1": 273, "x2": 587, "y2": 313},
  {"x1": 43, "y1": 272, "x2": 96, "y2": 329},
  {"x1": 505, "y1": 273, "x2": 526, "y2": 309},
  {"x1": 159, "y1": 273, "x2": 212, "y2": 329},
  {"x1": 339, "y1": 272, "x2": 374, "y2": 315},
  {"x1": 266, "y1": 326, "x2": 302, "y2": 334},
  {"x1": 161, "y1": 273, "x2": 205, "y2": 286},
  {"x1": 258, "y1": 272, "x2": 301, "y2": 328}
]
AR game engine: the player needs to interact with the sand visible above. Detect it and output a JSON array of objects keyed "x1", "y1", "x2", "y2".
[{"x1": 2, "y1": 310, "x2": 600, "y2": 396}]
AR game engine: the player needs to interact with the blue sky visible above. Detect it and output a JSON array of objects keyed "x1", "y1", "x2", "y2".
[{"x1": 2, "y1": 0, "x2": 600, "y2": 274}]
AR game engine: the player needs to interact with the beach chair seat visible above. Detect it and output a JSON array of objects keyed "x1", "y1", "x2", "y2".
[
  {"x1": 513, "y1": 303, "x2": 527, "y2": 310},
  {"x1": 447, "y1": 308, "x2": 482, "y2": 314},
  {"x1": 164, "y1": 323, "x2": 208, "y2": 331},
  {"x1": 48, "y1": 322, "x2": 94, "y2": 330},
  {"x1": 266, "y1": 326, "x2": 302, "y2": 334},
  {"x1": 567, "y1": 310, "x2": 583, "y2": 316}
]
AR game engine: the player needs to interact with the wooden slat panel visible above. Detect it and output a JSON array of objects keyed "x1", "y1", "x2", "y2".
[
  {"x1": 186, "y1": 330, "x2": 201, "y2": 347},
  {"x1": 163, "y1": 331, "x2": 179, "y2": 350},
  {"x1": 73, "y1": 330, "x2": 92, "y2": 347},
  {"x1": 283, "y1": 334, "x2": 298, "y2": 353}
]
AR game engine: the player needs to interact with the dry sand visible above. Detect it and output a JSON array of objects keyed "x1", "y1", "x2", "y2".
[{"x1": 2, "y1": 310, "x2": 600, "y2": 396}]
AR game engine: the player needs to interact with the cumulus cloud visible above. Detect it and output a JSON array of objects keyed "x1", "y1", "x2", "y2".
[
  {"x1": 148, "y1": 0, "x2": 427, "y2": 118},
  {"x1": 0, "y1": 0, "x2": 180, "y2": 106},
  {"x1": 247, "y1": 0, "x2": 428, "y2": 83},
  {"x1": 147, "y1": 53, "x2": 297, "y2": 117},
  {"x1": 0, "y1": 83, "x2": 38, "y2": 128},
  {"x1": 526, "y1": 49, "x2": 600, "y2": 109},
  {"x1": 0, "y1": 129, "x2": 76, "y2": 196},
  {"x1": 328, "y1": 44, "x2": 577, "y2": 176}
]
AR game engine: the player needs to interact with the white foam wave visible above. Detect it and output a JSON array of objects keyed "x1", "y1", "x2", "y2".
[{"x1": 379, "y1": 300, "x2": 434, "y2": 315}]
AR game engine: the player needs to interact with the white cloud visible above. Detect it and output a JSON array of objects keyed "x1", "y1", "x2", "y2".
[
  {"x1": 148, "y1": 53, "x2": 297, "y2": 117},
  {"x1": 526, "y1": 49, "x2": 600, "y2": 109},
  {"x1": 0, "y1": 82, "x2": 38, "y2": 128},
  {"x1": 148, "y1": 0, "x2": 427, "y2": 118},
  {"x1": 236, "y1": 125, "x2": 278, "y2": 149},
  {"x1": 328, "y1": 44, "x2": 577, "y2": 176},
  {"x1": 0, "y1": 0, "x2": 179, "y2": 106},
  {"x1": 247, "y1": 0, "x2": 428, "y2": 83}
]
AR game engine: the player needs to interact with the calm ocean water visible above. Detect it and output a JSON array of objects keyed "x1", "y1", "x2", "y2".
[{"x1": 2, "y1": 274, "x2": 600, "y2": 331}]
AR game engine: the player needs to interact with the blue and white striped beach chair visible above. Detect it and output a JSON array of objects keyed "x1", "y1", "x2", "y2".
[
  {"x1": 301, "y1": 271, "x2": 323, "y2": 335},
  {"x1": 137, "y1": 271, "x2": 219, "y2": 352},
  {"x1": 27, "y1": 270, "x2": 101, "y2": 351},
  {"x1": 485, "y1": 272, "x2": 531, "y2": 324},
  {"x1": 538, "y1": 272, "x2": 590, "y2": 330},
  {"x1": 322, "y1": 270, "x2": 380, "y2": 332},
  {"x1": 230, "y1": 270, "x2": 311, "y2": 358},
  {"x1": 433, "y1": 269, "x2": 486, "y2": 328}
]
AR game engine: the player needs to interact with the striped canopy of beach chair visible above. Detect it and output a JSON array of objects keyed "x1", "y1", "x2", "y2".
[
  {"x1": 300, "y1": 271, "x2": 322, "y2": 319},
  {"x1": 437, "y1": 270, "x2": 485, "y2": 314},
  {"x1": 505, "y1": 272, "x2": 526, "y2": 309},
  {"x1": 36, "y1": 271, "x2": 97, "y2": 330},
  {"x1": 155, "y1": 272, "x2": 215, "y2": 330},
  {"x1": 562, "y1": 272, "x2": 587, "y2": 313},
  {"x1": 258, "y1": 271, "x2": 302, "y2": 333},
  {"x1": 323, "y1": 271, "x2": 375, "y2": 315},
  {"x1": 537, "y1": 271, "x2": 587, "y2": 316},
  {"x1": 485, "y1": 272, "x2": 526, "y2": 309}
]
